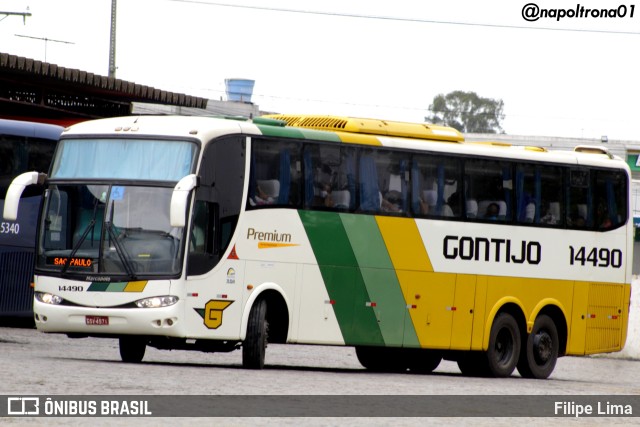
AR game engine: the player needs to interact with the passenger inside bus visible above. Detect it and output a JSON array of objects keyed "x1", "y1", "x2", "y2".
[
  {"x1": 596, "y1": 201, "x2": 613, "y2": 229},
  {"x1": 253, "y1": 180, "x2": 279, "y2": 205},
  {"x1": 484, "y1": 202, "x2": 500, "y2": 220}
]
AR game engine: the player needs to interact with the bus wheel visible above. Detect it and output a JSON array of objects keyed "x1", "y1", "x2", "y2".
[
  {"x1": 407, "y1": 350, "x2": 442, "y2": 374},
  {"x1": 456, "y1": 352, "x2": 490, "y2": 377},
  {"x1": 119, "y1": 336, "x2": 146, "y2": 363},
  {"x1": 517, "y1": 314, "x2": 558, "y2": 379},
  {"x1": 242, "y1": 298, "x2": 268, "y2": 369},
  {"x1": 355, "y1": 347, "x2": 407, "y2": 372},
  {"x1": 486, "y1": 313, "x2": 520, "y2": 377}
]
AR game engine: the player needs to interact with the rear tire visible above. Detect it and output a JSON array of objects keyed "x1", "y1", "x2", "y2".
[
  {"x1": 242, "y1": 298, "x2": 268, "y2": 369},
  {"x1": 119, "y1": 336, "x2": 146, "y2": 363},
  {"x1": 517, "y1": 314, "x2": 558, "y2": 379},
  {"x1": 486, "y1": 313, "x2": 520, "y2": 377}
]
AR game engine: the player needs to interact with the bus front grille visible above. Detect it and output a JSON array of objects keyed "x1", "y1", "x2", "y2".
[{"x1": 0, "y1": 250, "x2": 35, "y2": 317}]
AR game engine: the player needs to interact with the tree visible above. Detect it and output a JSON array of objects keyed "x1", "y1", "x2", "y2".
[{"x1": 426, "y1": 91, "x2": 505, "y2": 134}]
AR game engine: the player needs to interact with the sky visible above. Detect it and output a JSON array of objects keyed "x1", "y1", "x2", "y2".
[{"x1": 1, "y1": 0, "x2": 639, "y2": 140}]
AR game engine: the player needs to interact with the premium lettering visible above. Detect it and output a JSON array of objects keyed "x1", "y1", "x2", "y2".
[{"x1": 246, "y1": 227, "x2": 292, "y2": 243}]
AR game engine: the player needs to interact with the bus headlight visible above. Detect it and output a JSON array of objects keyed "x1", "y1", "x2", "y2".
[
  {"x1": 135, "y1": 296, "x2": 179, "y2": 308},
  {"x1": 35, "y1": 292, "x2": 64, "y2": 305}
]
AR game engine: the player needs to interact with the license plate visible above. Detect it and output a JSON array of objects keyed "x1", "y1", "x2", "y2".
[{"x1": 85, "y1": 315, "x2": 109, "y2": 326}]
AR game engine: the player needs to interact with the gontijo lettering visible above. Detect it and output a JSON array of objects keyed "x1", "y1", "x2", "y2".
[{"x1": 443, "y1": 235, "x2": 541, "y2": 264}]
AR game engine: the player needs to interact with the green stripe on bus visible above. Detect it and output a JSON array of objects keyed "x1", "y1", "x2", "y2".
[
  {"x1": 87, "y1": 282, "x2": 127, "y2": 292},
  {"x1": 255, "y1": 124, "x2": 342, "y2": 142},
  {"x1": 340, "y1": 214, "x2": 419, "y2": 348},
  {"x1": 299, "y1": 210, "x2": 384, "y2": 346}
]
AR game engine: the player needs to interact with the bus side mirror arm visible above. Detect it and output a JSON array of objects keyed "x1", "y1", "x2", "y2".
[
  {"x1": 3, "y1": 172, "x2": 47, "y2": 221},
  {"x1": 170, "y1": 174, "x2": 199, "y2": 228}
]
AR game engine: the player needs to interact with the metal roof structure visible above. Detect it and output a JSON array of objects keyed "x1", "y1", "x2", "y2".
[{"x1": 0, "y1": 53, "x2": 208, "y2": 126}]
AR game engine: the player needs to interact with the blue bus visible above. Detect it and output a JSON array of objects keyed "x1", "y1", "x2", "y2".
[{"x1": 0, "y1": 119, "x2": 63, "y2": 318}]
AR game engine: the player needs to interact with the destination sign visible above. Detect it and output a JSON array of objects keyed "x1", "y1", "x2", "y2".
[{"x1": 47, "y1": 257, "x2": 94, "y2": 268}]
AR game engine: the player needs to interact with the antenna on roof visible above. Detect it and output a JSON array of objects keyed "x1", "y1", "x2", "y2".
[
  {"x1": 0, "y1": 9, "x2": 32, "y2": 25},
  {"x1": 15, "y1": 34, "x2": 75, "y2": 62}
]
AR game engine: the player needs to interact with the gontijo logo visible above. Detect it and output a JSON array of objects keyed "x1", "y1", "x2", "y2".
[
  {"x1": 246, "y1": 227, "x2": 299, "y2": 249},
  {"x1": 522, "y1": 3, "x2": 635, "y2": 22}
]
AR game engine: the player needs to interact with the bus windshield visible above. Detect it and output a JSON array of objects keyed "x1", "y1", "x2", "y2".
[
  {"x1": 50, "y1": 138, "x2": 198, "y2": 180},
  {"x1": 37, "y1": 183, "x2": 184, "y2": 278}
]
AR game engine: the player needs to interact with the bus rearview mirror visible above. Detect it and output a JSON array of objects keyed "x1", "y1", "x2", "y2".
[
  {"x1": 170, "y1": 174, "x2": 199, "y2": 228},
  {"x1": 3, "y1": 172, "x2": 47, "y2": 221}
]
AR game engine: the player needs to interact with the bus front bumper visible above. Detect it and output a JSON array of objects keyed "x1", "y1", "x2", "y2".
[{"x1": 33, "y1": 299, "x2": 187, "y2": 337}]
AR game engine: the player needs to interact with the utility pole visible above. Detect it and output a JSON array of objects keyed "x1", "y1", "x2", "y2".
[{"x1": 108, "y1": 0, "x2": 117, "y2": 78}]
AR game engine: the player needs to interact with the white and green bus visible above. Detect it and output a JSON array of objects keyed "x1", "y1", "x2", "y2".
[{"x1": 3, "y1": 114, "x2": 632, "y2": 378}]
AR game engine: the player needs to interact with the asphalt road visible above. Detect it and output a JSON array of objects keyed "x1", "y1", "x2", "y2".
[{"x1": 1, "y1": 325, "x2": 639, "y2": 426}]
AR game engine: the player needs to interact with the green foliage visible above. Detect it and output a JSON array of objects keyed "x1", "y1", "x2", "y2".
[{"x1": 426, "y1": 91, "x2": 505, "y2": 134}]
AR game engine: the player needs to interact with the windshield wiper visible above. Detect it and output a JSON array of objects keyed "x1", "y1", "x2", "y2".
[
  {"x1": 105, "y1": 220, "x2": 137, "y2": 281},
  {"x1": 61, "y1": 198, "x2": 100, "y2": 276}
]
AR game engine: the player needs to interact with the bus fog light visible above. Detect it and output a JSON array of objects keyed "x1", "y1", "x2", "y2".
[
  {"x1": 135, "y1": 295, "x2": 179, "y2": 308},
  {"x1": 35, "y1": 291, "x2": 64, "y2": 305}
]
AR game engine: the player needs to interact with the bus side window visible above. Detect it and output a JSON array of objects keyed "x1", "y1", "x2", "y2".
[
  {"x1": 594, "y1": 169, "x2": 627, "y2": 230},
  {"x1": 249, "y1": 139, "x2": 300, "y2": 208},
  {"x1": 411, "y1": 154, "x2": 461, "y2": 218},
  {"x1": 567, "y1": 169, "x2": 590, "y2": 228},
  {"x1": 466, "y1": 159, "x2": 511, "y2": 222}
]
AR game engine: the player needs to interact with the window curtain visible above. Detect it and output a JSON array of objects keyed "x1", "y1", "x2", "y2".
[
  {"x1": 411, "y1": 161, "x2": 421, "y2": 214},
  {"x1": 359, "y1": 155, "x2": 379, "y2": 211},
  {"x1": 436, "y1": 165, "x2": 445, "y2": 215},
  {"x1": 277, "y1": 149, "x2": 291, "y2": 205},
  {"x1": 303, "y1": 149, "x2": 314, "y2": 207},
  {"x1": 345, "y1": 150, "x2": 356, "y2": 210}
]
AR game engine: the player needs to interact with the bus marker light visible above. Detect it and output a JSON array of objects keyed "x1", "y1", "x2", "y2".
[
  {"x1": 609, "y1": 315, "x2": 619, "y2": 320},
  {"x1": 407, "y1": 304, "x2": 417, "y2": 309},
  {"x1": 227, "y1": 245, "x2": 239, "y2": 259},
  {"x1": 247, "y1": 285, "x2": 254, "y2": 290},
  {"x1": 325, "y1": 300, "x2": 335, "y2": 305},
  {"x1": 187, "y1": 293, "x2": 199, "y2": 297},
  {"x1": 365, "y1": 302, "x2": 377, "y2": 307},
  {"x1": 447, "y1": 307, "x2": 457, "y2": 311},
  {"x1": 217, "y1": 294, "x2": 228, "y2": 299}
]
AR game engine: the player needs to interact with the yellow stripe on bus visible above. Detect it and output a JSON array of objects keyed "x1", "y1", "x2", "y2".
[
  {"x1": 124, "y1": 281, "x2": 148, "y2": 292},
  {"x1": 375, "y1": 217, "x2": 433, "y2": 272},
  {"x1": 376, "y1": 217, "x2": 439, "y2": 348}
]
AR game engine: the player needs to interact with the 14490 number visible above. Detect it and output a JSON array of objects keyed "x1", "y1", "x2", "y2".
[{"x1": 569, "y1": 246, "x2": 622, "y2": 268}]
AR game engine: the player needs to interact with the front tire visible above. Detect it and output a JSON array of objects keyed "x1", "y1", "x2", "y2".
[
  {"x1": 407, "y1": 349, "x2": 442, "y2": 374},
  {"x1": 457, "y1": 352, "x2": 490, "y2": 377},
  {"x1": 119, "y1": 336, "x2": 146, "y2": 363},
  {"x1": 242, "y1": 298, "x2": 268, "y2": 369},
  {"x1": 517, "y1": 314, "x2": 558, "y2": 379},
  {"x1": 355, "y1": 347, "x2": 408, "y2": 372}
]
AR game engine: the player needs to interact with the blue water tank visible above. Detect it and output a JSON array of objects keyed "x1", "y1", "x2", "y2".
[{"x1": 225, "y1": 78, "x2": 255, "y2": 103}]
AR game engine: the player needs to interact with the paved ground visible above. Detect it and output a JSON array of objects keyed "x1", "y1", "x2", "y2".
[{"x1": 1, "y1": 325, "x2": 640, "y2": 426}]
